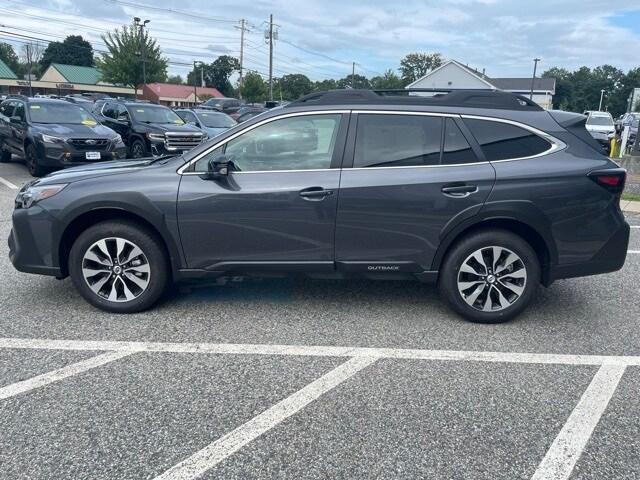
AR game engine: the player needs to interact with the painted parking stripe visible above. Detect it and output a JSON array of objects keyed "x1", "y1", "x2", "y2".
[
  {"x1": 153, "y1": 356, "x2": 377, "y2": 480},
  {"x1": 1, "y1": 337, "x2": 640, "y2": 366},
  {"x1": 628, "y1": 250, "x2": 640, "y2": 254},
  {"x1": 0, "y1": 351, "x2": 134, "y2": 400},
  {"x1": 0, "y1": 176, "x2": 19, "y2": 190},
  {"x1": 530, "y1": 364, "x2": 626, "y2": 480}
]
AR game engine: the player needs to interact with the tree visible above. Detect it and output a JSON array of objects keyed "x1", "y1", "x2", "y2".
[
  {"x1": 399, "y1": 52, "x2": 443, "y2": 85},
  {"x1": 542, "y1": 67, "x2": 572, "y2": 110},
  {"x1": 0, "y1": 43, "x2": 19, "y2": 74},
  {"x1": 97, "y1": 23, "x2": 168, "y2": 89},
  {"x1": 275, "y1": 74, "x2": 313, "y2": 100},
  {"x1": 313, "y1": 79, "x2": 337, "y2": 91},
  {"x1": 370, "y1": 69, "x2": 404, "y2": 90},
  {"x1": 240, "y1": 71, "x2": 266, "y2": 103},
  {"x1": 167, "y1": 74, "x2": 184, "y2": 84},
  {"x1": 20, "y1": 42, "x2": 45, "y2": 78},
  {"x1": 336, "y1": 73, "x2": 370, "y2": 89},
  {"x1": 188, "y1": 55, "x2": 240, "y2": 97},
  {"x1": 40, "y1": 35, "x2": 93, "y2": 70}
]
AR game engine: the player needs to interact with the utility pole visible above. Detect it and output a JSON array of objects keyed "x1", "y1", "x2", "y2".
[
  {"x1": 352, "y1": 62, "x2": 356, "y2": 88},
  {"x1": 134, "y1": 17, "x2": 150, "y2": 98},
  {"x1": 598, "y1": 89, "x2": 605, "y2": 111},
  {"x1": 529, "y1": 57, "x2": 540, "y2": 100},
  {"x1": 193, "y1": 61, "x2": 202, "y2": 106},
  {"x1": 236, "y1": 19, "x2": 248, "y2": 100},
  {"x1": 268, "y1": 14, "x2": 274, "y2": 101},
  {"x1": 26, "y1": 43, "x2": 33, "y2": 96}
]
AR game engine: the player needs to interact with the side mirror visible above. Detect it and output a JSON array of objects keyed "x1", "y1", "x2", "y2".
[
  {"x1": 9, "y1": 116, "x2": 21, "y2": 125},
  {"x1": 206, "y1": 154, "x2": 232, "y2": 179}
]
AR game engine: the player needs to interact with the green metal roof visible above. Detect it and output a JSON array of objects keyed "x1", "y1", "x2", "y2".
[
  {"x1": 0, "y1": 58, "x2": 17, "y2": 79},
  {"x1": 52, "y1": 63, "x2": 102, "y2": 85}
]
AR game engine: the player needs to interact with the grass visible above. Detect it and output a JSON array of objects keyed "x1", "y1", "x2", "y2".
[{"x1": 622, "y1": 192, "x2": 640, "y2": 202}]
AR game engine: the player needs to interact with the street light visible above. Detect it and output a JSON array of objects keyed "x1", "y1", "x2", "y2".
[
  {"x1": 133, "y1": 17, "x2": 150, "y2": 93},
  {"x1": 193, "y1": 61, "x2": 204, "y2": 106},
  {"x1": 599, "y1": 89, "x2": 606, "y2": 111},
  {"x1": 529, "y1": 58, "x2": 540, "y2": 100}
]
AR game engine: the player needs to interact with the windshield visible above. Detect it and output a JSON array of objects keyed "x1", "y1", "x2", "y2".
[
  {"x1": 130, "y1": 105, "x2": 185, "y2": 125},
  {"x1": 587, "y1": 115, "x2": 613, "y2": 126},
  {"x1": 29, "y1": 102, "x2": 99, "y2": 125},
  {"x1": 197, "y1": 112, "x2": 236, "y2": 128}
]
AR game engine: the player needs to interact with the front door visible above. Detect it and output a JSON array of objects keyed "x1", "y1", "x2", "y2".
[
  {"x1": 177, "y1": 112, "x2": 348, "y2": 272},
  {"x1": 335, "y1": 112, "x2": 496, "y2": 274}
]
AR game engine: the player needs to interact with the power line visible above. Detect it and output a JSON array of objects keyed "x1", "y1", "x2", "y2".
[{"x1": 100, "y1": 0, "x2": 238, "y2": 24}]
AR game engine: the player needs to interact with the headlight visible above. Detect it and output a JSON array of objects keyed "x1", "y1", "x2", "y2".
[
  {"x1": 41, "y1": 134, "x2": 65, "y2": 144},
  {"x1": 146, "y1": 133, "x2": 165, "y2": 142},
  {"x1": 15, "y1": 184, "x2": 67, "y2": 209},
  {"x1": 112, "y1": 134, "x2": 123, "y2": 144}
]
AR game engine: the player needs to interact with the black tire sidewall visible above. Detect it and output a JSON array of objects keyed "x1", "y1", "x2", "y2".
[
  {"x1": 438, "y1": 230, "x2": 540, "y2": 324},
  {"x1": 69, "y1": 221, "x2": 169, "y2": 313},
  {"x1": 0, "y1": 143, "x2": 10, "y2": 162},
  {"x1": 129, "y1": 139, "x2": 147, "y2": 159},
  {"x1": 26, "y1": 144, "x2": 45, "y2": 177}
]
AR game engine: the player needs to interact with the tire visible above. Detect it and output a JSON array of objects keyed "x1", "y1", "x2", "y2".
[
  {"x1": 129, "y1": 138, "x2": 147, "y2": 159},
  {"x1": 438, "y1": 229, "x2": 540, "y2": 324},
  {"x1": 0, "y1": 144, "x2": 11, "y2": 163},
  {"x1": 68, "y1": 220, "x2": 170, "y2": 313},
  {"x1": 25, "y1": 143, "x2": 47, "y2": 177}
]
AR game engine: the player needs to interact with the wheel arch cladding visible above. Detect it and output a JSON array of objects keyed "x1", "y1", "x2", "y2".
[
  {"x1": 57, "y1": 207, "x2": 179, "y2": 278},
  {"x1": 432, "y1": 216, "x2": 554, "y2": 286}
]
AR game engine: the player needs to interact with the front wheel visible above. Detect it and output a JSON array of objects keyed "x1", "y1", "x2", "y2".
[
  {"x1": 438, "y1": 229, "x2": 540, "y2": 323},
  {"x1": 25, "y1": 143, "x2": 47, "y2": 177},
  {"x1": 129, "y1": 138, "x2": 147, "y2": 159},
  {"x1": 69, "y1": 221, "x2": 170, "y2": 313},
  {"x1": 0, "y1": 143, "x2": 11, "y2": 163}
]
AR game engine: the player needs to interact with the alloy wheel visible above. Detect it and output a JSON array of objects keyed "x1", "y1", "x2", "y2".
[
  {"x1": 131, "y1": 143, "x2": 144, "y2": 158},
  {"x1": 81, "y1": 237, "x2": 151, "y2": 302},
  {"x1": 457, "y1": 246, "x2": 527, "y2": 312}
]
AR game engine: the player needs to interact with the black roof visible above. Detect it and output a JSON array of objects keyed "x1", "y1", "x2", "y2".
[{"x1": 286, "y1": 89, "x2": 543, "y2": 111}]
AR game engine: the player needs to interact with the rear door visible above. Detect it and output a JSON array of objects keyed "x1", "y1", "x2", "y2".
[
  {"x1": 335, "y1": 111, "x2": 496, "y2": 274},
  {"x1": 177, "y1": 111, "x2": 348, "y2": 272}
]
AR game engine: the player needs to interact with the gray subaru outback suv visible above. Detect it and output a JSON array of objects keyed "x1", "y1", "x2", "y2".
[{"x1": 8, "y1": 89, "x2": 630, "y2": 323}]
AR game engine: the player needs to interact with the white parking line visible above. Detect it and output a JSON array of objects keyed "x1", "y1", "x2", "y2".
[
  {"x1": 0, "y1": 351, "x2": 134, "y2": 400},
  {"x1": 1, "y1": 337, "x2": 640, "y2": 366},
  {"x1": 0, "y1": 176, "x2": 19, "y2": 190},
  {"x1": 530, "y1": 364, "x2": 626, "y2": 480},
  {"x1": 628, "y1": 250, "x2": 640, "y2": 254},
  {"x1": 153, "y1": 356, "x2": 377, "y2": 480}
]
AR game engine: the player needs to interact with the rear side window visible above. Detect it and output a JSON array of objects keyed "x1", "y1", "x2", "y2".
[
  {"x1": 354, "y1": 114, "x2": 442, "y2": 168},
  {"x1": 464, "y1": 118, "x2": 551, "y2": 161}
]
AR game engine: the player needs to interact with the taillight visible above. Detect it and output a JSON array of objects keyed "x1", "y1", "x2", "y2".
[{"x1": 588, "y1": 168, "x2": 626, "y2": 194}]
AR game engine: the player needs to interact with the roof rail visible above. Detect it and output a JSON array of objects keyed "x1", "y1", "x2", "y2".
[
  {"x1": 6, "y1": 94, "x2": 29, "y2": 101},
  {"x1": 286, "y1": 88, "x2": 542, "y2": 111}
]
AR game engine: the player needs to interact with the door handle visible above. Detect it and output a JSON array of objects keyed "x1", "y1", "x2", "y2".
[
  {"x1": 299, "y1": 187, "x2": 334, "y2": 201},
  {"x1": 441, "y1": 184, "x2": 478, "y2": 198}
]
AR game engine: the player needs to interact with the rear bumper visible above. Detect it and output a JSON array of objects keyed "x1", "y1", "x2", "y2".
[
  {"x1": 8, "y1": 205, "x2": 62, "y2": 277},
  {"x1": 550, "y1": 221, "x2": 630, "y2": 281}
]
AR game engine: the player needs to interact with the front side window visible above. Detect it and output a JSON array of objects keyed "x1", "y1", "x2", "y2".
[
  {"x1": 0, "y1": 101, "x2": 14, "y2": 117},
  {"x1": 14, "y1": 103, "x2": 25, "y2": 121},
  {"x1": 193, "y1": 114, "x2": 341, "y2": 172},
  {"x1": 463, "y1": 118, "x2": 551, "y2": 161},
  {"x1": 354, "y1": 114, "x2": 442, "y2": 168},
  {"x1": 177, "y1": 111, "x2": 198, "y2": 125}
]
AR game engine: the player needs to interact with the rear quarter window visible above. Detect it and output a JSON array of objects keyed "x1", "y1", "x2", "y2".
[{"x1": 463, "y1": 118, "x2": 551, "y2": 161}]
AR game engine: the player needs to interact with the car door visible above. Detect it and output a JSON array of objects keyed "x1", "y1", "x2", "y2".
[
  {"x1": 0, "y1": 101, "x2": 15, "y2": 149},
  {"x1": 334, "y1": 111, "x2": 496, "y2": 274},
  {"x1": 10, "y1": 102, "x2": 27, "y2": 153},
  {"x1": 177, "y1": 111, "x2": 349, "y2": 271}
]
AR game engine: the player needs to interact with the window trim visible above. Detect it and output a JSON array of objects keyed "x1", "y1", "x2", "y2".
[{"x1": 178, "y1": 110, "x2": 349, "y2": 175}]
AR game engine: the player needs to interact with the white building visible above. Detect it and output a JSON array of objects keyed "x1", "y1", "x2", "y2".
[{"x1": 406, "y1": 60, "x2": 556, "y2": 110}]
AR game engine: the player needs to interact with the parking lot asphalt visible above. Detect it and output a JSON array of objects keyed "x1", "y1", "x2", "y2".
[{"x1": 1, "y1": 160, "x2": 640, "y2": 480}]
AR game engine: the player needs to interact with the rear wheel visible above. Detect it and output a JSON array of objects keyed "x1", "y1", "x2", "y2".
[
  {"x1": 438, "y1": 229, "x2": 540, "y2": 323},
  {"x1": 25, "y1": 143, "x2": 46, "y2": 177},
  {"x1": 69, "y1": 221, "x2": 170, "y2": 313}
]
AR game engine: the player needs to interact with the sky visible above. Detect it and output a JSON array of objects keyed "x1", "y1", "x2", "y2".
[{"x1": 1, "y1": 0, "x2": 640, "y2": 82}]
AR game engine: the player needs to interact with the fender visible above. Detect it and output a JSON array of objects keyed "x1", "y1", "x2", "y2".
[
  {"x1": 51, "y1": 192, "x2": 184, "y2": 276},
  {"x1": 431, "y1": 199, "x2": 558, "y2": 271}
]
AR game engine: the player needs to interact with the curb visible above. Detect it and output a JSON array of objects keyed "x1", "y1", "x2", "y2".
[{"x1": 622, "y1": 199, "x2": 640, "y2": 214}]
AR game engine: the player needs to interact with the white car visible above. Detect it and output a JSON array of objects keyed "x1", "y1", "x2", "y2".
[{"x1": 585, "y1": 111, "x2": 615, "y2": 152}]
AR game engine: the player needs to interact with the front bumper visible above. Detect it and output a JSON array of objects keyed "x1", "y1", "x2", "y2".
[
  {"x1": 37, "y1": 142, "x2": 127, "y2": 167},
  {"x1": 550, "y1": 220, "x2": 630, "y2": 281},
  {"x1": 8, "y1": 205, "x2": 62, "y2": 277}
]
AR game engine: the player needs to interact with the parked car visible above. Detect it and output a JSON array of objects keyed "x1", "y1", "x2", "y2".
[
  {"x1": 63, "y1": 96, "x2": 95, "y2": 113},
  {"x1": 585, "y1": 111, "x2": 615, "y2": 153},
  {"x1": 174, "y1": 108, "x2": 236, "y2": 138},
  {"x1": 234, "y1": 106, "x2": 267, "y2": 123},
  {"x1": 9, "y1": 89, "x2": 629, "y2": 323},
  {"x1": 201, "y1": 97, "x2": 242, "y2": 115},
  {"x1": 93, "y1": 99, "x2": 205, "y2": 158},
  {"x1": 0, "y1": 96, "x2": 126, "y2": 176}
]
